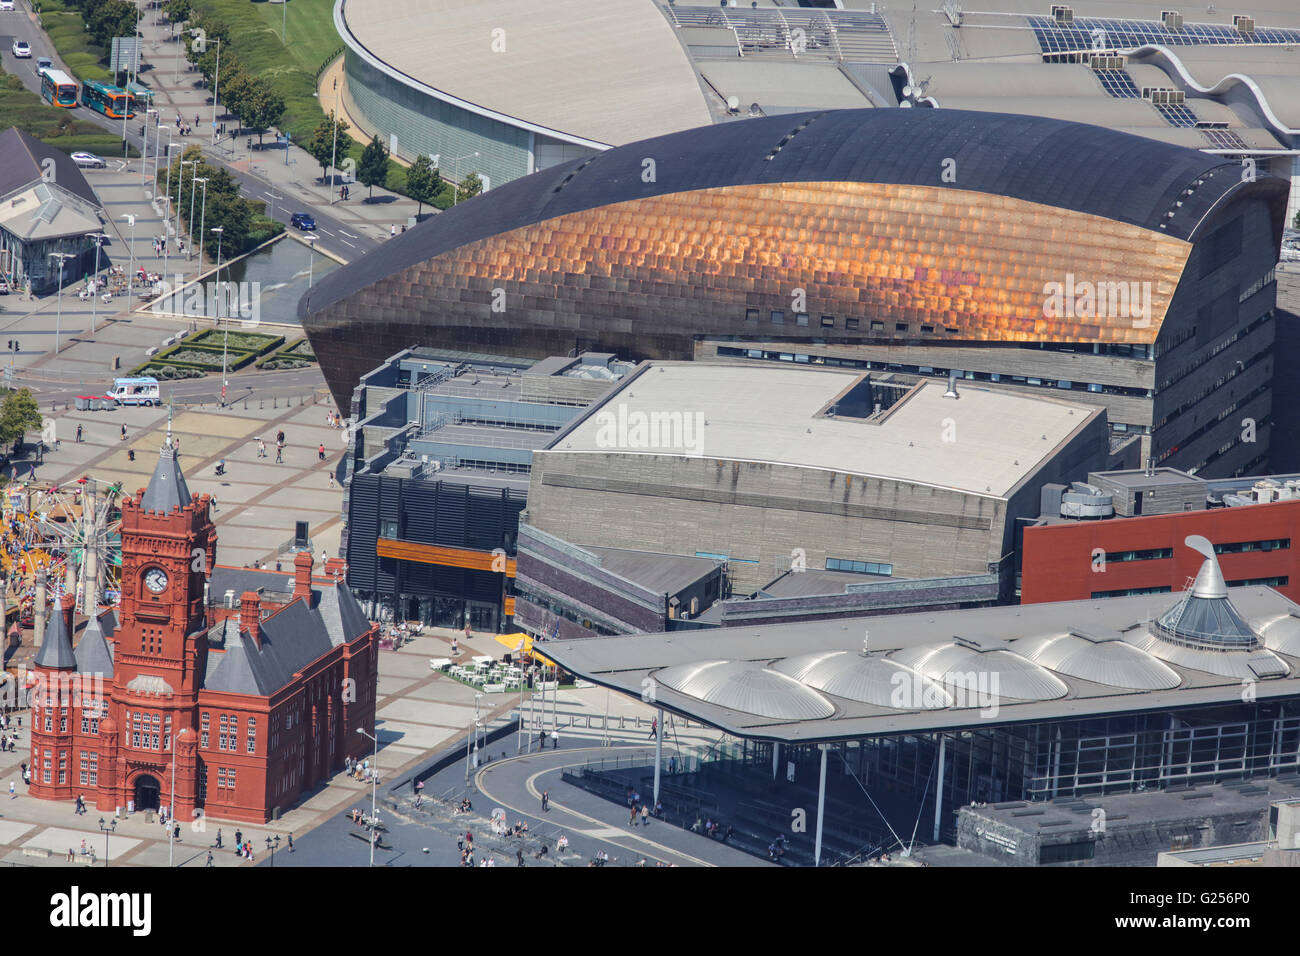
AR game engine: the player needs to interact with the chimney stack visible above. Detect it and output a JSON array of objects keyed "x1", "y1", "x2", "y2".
[
  {"x1": 239, "y1": 592, "x2": 262, "y2": 649},
  {"x1": 60, "y1": 592, "x2": 74, "y2": 639},
  {"x1": 293, "y1": 550, "x2": 314, "y2": 603},
  {"x1": 943, "y1": 370, "x2": 960, "y2": 399}
]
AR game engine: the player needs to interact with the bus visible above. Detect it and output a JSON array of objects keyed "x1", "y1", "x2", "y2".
[
  {"x1": 39, "y1": 68, "x2": 78, "y2": 109},
  {"x1": 80, "y1": 79, "x2": 134, "y2": 119}
]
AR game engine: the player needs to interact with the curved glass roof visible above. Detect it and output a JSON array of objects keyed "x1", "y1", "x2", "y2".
[
  {"x1": 1013, "y1": 633, "x2": 1180, "y2": 691},
  {"x1": 888, "y1": 643, "x2": 1068, "y2": 703},
  {"x1": 772, "y1": 651, "x2": 953, "y2": 710},
  {"x1": 1253, "y1": 613, "x2": 1300, "y2": 658},
  {"x1": 652, "y1": 660, "x2": 835, "y2": 720}
]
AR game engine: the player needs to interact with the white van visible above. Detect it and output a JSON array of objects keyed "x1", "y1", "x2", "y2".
[{"x1": 111, "y1": 377, "x2": 160, "y2": 406}]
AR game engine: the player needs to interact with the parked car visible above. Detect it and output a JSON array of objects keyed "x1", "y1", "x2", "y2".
[
  {"x1": 0, "y1": 2, "x2": 17, "y2": 13},
  {"x1": 11, "y1": 40, "x2": 30, "y2": 58},
  {"x1": 290, "y1": 212, "x2": 316, "y2": 231},
  {"x1": 70, "y1": 151, "x2": 106, "y2": 169}
]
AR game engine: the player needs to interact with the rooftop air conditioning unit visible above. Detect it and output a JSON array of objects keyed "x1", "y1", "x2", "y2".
[
  {"x1": 1233, "y1": 15, "x2": 1254, "y2": 34},
  {"x1": 1162, "y1": 10, "x2": 1184, "y2": 29},
  {"x1": 1051, "y1": 4, "x2": 1074, "y2": 23}
]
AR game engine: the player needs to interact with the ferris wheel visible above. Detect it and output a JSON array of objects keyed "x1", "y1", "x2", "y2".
[{"x1": 32, "y1": 477, "x2": 124, "y2": 614}]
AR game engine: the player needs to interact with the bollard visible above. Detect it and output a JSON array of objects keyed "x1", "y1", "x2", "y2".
[{"x1": 274, "y1": 397, "x2": 278, "y2": 408}]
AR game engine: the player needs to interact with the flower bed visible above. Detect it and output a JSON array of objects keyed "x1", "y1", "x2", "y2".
[{"x1": 188, "y1": 329, "x2": 284, "y2": 355}]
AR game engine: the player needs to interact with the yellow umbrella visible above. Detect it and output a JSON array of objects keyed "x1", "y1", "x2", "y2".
[{"x1": 494, "y1": 632, "x2": 556, "y2": 667}]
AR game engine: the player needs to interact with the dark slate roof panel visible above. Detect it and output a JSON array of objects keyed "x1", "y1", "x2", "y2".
[
  {"x1": 140, "y1": 445, "x2": 191, "y2": 514},
  {"x1": 302, "y1": 108, "x2": 1283, "y2": 322},
  {"x1": 34, "y1": 605, "x2": 76, "y2": 670},
  {"x1": 0, "y1": 127, "x2": 100, "y2": 208},
  {"x1": 74, "y1": 614, "x2": 114, "y2": 678},
  {"x1": 203, "y1": 599, "x2": 336, "y2": 696}
]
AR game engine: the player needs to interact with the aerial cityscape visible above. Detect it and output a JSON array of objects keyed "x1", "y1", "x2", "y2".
[{"x1": 0, "y1": 0, "x2": 1298, "y2": 904}]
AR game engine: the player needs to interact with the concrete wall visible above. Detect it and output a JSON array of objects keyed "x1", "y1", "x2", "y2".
[{"x1": 525, "y1": 451, "x2": 1008, "y2": 596}]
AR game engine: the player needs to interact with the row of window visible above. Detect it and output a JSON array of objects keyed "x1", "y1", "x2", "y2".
[
  {"x1": 743, "y1": 309, "x2": 964, "y2": 335},
  {"x1": 1156, "y1": 311, "x2": 1270, "y2": 393},
  {"x1": 716, "y1": 347, "x2": 1153, "y2": 399},
  {"x1": 1239, "y1": 268, "x2": 1275, "y2": 304},
  {"x1": 1226, "y1": 576, "x2": 1289, "y2": 588},
  {"x1": 40, "y1": 749, "x2": 68, "y2": 785},
  {"x1": 1154, "y1": 340, "x2": 1270, "y2": 438},
  {"x1": 1105, "y1": 539, "x2": 1289, "y2": 564},
  {"x1": 79, "y1": 751, "x2": 98, "y2": 787},
  {"x1": 826, "y1": 557, "x2": 894, "y2": 576},
  {"x1": 1187, "y1": 413, "x2": 1273, "y2": 475},
  {"x1": 127, "y1": 711, "x2": 171, "y2": 752},
  {"x1": 200, "y1": 712, "x2": 257, "y2": 754},
  {"x1": 1092, "y1": 586, "x2": 1172, "y2": 598}
]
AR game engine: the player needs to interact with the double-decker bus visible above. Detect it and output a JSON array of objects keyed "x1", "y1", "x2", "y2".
[
  {"x1": 39, "y1": 69, "x2": 79, "y2": 109},
  {"x1": 80, "y1": 79, "x2": 134, "y2": 119}
]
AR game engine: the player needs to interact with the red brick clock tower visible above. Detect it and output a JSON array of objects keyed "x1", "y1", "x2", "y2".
[{"x1": 104, "y1": 442, "x2": 215, "y2": 817}]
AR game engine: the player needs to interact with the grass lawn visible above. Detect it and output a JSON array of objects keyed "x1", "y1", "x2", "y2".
[{"x1": 33, "y1": 0, "x2": 114, "y2": 84}]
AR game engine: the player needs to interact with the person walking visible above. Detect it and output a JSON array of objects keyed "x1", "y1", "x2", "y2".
[
  {"x1": 275, "y1": 445, "x2": 282, "y2": 464},
  {"x1": 206, "y1": 850, "x2": 213, "y2": 867},
  {"x1": 127, "y1": 449, "x2": 134, "y2": 463},
  {"x1": 641, "y1": 804, "x2": 650, "y2": 827},
  {"x1": 215, "y1": 829, "x2": 223, "y2": 849},
  {"x1": 287, "y1": 833, "x2": 294, "y2": 853},
  {"x1": 258, "y1": 440, "x2": 266, "y2": 458},
  {"x1": 629, "y1": 803, "x2": 638, "y2": 826},
  {"x1": 541, "y1": 790, "x2": 549, "y2": 812},
  {"x1": 328, "y1": 473, "x2": 335, "y2": 489},
  {"x1": 317, "y1": 443, "x2": 325, "y2": 461},
  {"x1": 75, "y1": 425, "x2": 82, "y2": 443},
  {"x1": 120, "y1": 424, "x2": 127, "y2": 441},
  {"x1": 648, "y1": 717, "x2": 657, "y2": 740},
  {"x1": 8, "y1": 781, "x2": 13, "y2": 799}
]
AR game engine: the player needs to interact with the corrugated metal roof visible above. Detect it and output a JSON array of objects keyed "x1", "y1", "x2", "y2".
[{"x1": 653, "y1": 659, "x2": 835, "y2": 720}]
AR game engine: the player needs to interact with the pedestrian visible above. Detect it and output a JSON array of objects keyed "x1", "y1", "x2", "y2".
[
  {"x1": 258, "y1": 440, "x2": 266, "y2": 458},
  {"x1": 120, "y1": 424, "x2": 127, "y2": 441},
  {"x1": 288, "y1": 833, "x2": 294, "y2": 853},
  {"x1": 516, "y1": 849, "x2": 524, "y2": 867},
  {"x1": 206, "y1": 850, "x2": 213, "y2": 867},
  {"x1": 75, "y1": 425, "x2": 82, "y2": 443},
  {"x1": 275, "y1": 446, "x2": 282, "y2": 464},
  {"x1": 127, "y1": 449, "x2": 135, "y2": 462},
  {"x1": 641, "y1": 804, "x2": 650, "y2": 827},
  {"x1": 541, "y1": 789, "x2": 549, "y2": 812},
  {"x1": 317, "y1": 443, "x2": 325, "y2": 461},
  {"x1": 8, "y1": 781, "x2": 13, "y2": 799},
  {"x1": 235, "y1": 829, "x2": 242, "y2": 849},
  {"x1": 629, "y1": 803, "x2": 637, "y2": 826},
  {"x1": 550, "y1": 729, "x2": 559, "y2": 749},
  {"x1": 390, "y1": 224, "x2": 396, "y2": 239},
  {"x1": 648, "y1": 717, "x2": 657, "y2": 740},
  {"x1": 215, "y1": 829, "x2": 223, "y2": 849},
  {"x1": 328, "y1": 473, "x2": 335, "y2": 489}
]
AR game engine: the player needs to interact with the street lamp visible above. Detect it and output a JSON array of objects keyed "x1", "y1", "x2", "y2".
[
  {"x1": 264, "y1": 834, "x2": 280, "y2": 867},
  {"x1": 181, "y1": 161, "x2": 198, "y2": 257},
  {"x1": 466, "y1": 692, "x2": 482, "y2": 782},
  {"x1": 167, "y1": 727, "x2": 191, "y2": 867},
  {"x1": 88, "y1": 232, "x2": 108, "y2": 333},
  {"x1": 152, "y1": 125, "x2": 171, "y2": 193},
  {"x1": 209, "y1": 37, "x2": 222, "y2": 145},
  {"x1": 48, "y1": 252, "x2": 74, "y2": 354},
  {"x1": 192, "y1": 178, "x2": 209, "y2": 285},
  {"x1": 120, "y1": 214, "x2": 137, "y2": 313},
  {"x1": 140, "y1": 109, "x2": 157, "y2": 186},
  {"x1": 356, "y1": 727, "x2": 379, "y2": 868},
  {"x1": 98, "y1": 817, "x2": 116, "y2": 867},
  {"x1": 212, "y1": 227, "x2": 227, "y2": 404},
  {"x1": 304, "y1": 233, "x2": 317, "y2": 288}
]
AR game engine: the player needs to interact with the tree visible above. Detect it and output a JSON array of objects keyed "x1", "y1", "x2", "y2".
[
  {"x1": 406, "y1": 155, "x2": 440, "y2": 216},
  {"x1": 307, "y1": 113, "x2": 352, "y2": 183},
  {"x1": 202, "y1": 189, "x2": 251, "y2": 259},
  {"x1": 460, "y1": 172, "x2": 483, "y2": 200},
  {"x1": 238, "y1": 78, "x2": 286, "y2": 147},
  {"x1": 357, "y1": 134, "x2": 389, "y2": 201},
  {"x1": 219, "y1": 69, "x2": 253, "y2": 128},
  {"x1": 163, "y1": 0, "x2": 191, "y2": 23},
  {"x1": 0, "y1": 389, "x2": 42, "y2": 448}
]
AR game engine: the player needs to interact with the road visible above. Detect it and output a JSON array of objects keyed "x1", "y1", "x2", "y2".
[
  {"x1": 28, "y1": 364, "x2": 329, "y2": 407},
  {"x1": 0, "y1": 4, "x2": 380, "y2": 266}
]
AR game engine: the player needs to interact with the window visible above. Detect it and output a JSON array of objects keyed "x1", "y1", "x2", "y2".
[
  {"x1": 79, "y1": 751, "x2": 97, "y2": 787},
  {"x1": 220, "y1": 715, "x2": 228, "y2": 752},
  {"x1": 59, "y1": 712, "x2": 67, "y2": 733},
  {"x1": 228, "y1": 769, "x2": 236, "y2": 791},
  {"x1": 821, "y1": 315, "x2": 835, "y2": 328},
  {"x1": 201, "y1": 728, "x2": 209, "y2": 749},
  {"x1": 44, "y1": 713, "x2": 52, "y2": 732},
  {"x1": 921, "y1": 325, "x2": 934, "y2": 333},
  {"x1": 795, "y1": 313, "x2": 809, "y2": 327},
  {"x1": 826, "y1": 557, "x2": 893, "y2": 576},
  {"x1": 217, "y1": 768, "x2": 227, "y2": 789},
  {"x1": 745, "y1": 309, "x2": 758, "y2": 322},
  {"x1": 770, "y1": 310, "x2": 784, "y2": 325},
  {"x1": 895, "y1": 323, "x2": 908, "y2": 333},
  {"x1": 198, "y1": 765, "x2": 207, "y2": 801},
  {"x1": 380, "y1": 519, "x2": 398, "y2": 539},
  {"x1": 247, "y1": 718, "x2": 256, "y2": 754},
  {"x1": 845, "y1": 318, "x2": 860, "y2": 331}
]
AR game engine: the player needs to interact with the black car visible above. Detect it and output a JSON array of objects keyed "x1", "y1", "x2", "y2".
[{"x1": 290, "y1": 212, "x2": 316, "y2": 231}]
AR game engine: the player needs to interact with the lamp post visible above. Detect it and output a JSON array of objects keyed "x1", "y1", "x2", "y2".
[
  {"x1": 98, "y1": 817, "x2": 116, "y2": 867},
  {"x1": 140, "y1": 109, "x2": 157, "y2": 186},
  {"x1": 121, "y1": 214, "x2": 137, "y2": 313},
  {"x1": 181, "y1": 161, "x2": 198, "y2": 257},
  {"x1": 209, "y1": 37, "x2": 222, "y2": 145},
  {"x1": 264, "y1": 834, "x2": 280, "y2": 867},
  {"x1": 444, "y1": 152, "x2": 479, "y2": 206},
  {"x1": 212, "y1": 226, "x2": 226, "y2": 404},
  {"x1": 152, "y1": 126, "x2": 172, "y2": 197},
  {"x1": 466, "y1": 692, "x2": 482, "y2": 782},
  {"x1": 48, "y1": 252, "x2": 73, "y2": 355},
  {"x1": 87, "y1": 232, "x2": 107, "y2": 333},
  {"x1": 167, "y1": 727, "x2": 191, "y2": 867},
  {"x1": 304, "y1": 233, "x2": 317, "y2": 288},
  {"x1": 192, "y1": 178, "x2": 209, "y2": 285},
  {"x1": 356, "y1": 727, "x2": 378, "y2": 868}
]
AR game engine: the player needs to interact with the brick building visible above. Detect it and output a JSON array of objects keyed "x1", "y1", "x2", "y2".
[
  {"x1": 28, "y1": 442, "x2": 379, "y2": 823},
  {"x1": 1022, "y1": 474, "x2": 1300, "y2": 605}
]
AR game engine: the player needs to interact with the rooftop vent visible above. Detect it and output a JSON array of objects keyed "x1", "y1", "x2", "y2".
[
  {"x1": 1152, "y1": 535, "x2": 1260, "y2": 650},
  {"x1": 1051, "y1": 4, "x2": 1074, "y2": 24},
  {"x1": 1232, "y1": 14, "x2": 1255, "y2": 34},
  {"x1": 1162, "y1": 10, "x2": 1184, "y2": 29}
]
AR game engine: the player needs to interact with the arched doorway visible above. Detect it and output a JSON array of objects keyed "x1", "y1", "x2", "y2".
[{"x1": 133, "y1": 774, "x2": 161, "y2": 811}]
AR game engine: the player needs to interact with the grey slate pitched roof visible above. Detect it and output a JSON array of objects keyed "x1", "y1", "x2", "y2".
[
  {"x1": 34, "y1": 603, "x2": 76, "y2": 670},
  {"x1": 203, "y1": 581, "x2": 371, "y2": 696},
  {"x1": 140, "y1": 444, "x2": 191, "y2": 514},
  {"x1": 74, "y1": 613, "x2": 114, "y2": 678},
  {"x1": 0, "y1": 127, "x2": 100, "y2": 208}
]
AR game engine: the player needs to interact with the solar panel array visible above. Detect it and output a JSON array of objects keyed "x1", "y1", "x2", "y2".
[
  {"x1": 1094, "y1": 69, "x2": 1140, "y2": 97},
  {"x1": 1200, "y1": 128, "x2": 1250, "y2": 149},
  {"x1": 1028, "y1": 15, "x2": 1300, "y2": 54},
  {"x1": 1155, "y1": 103, "x2": 1200, "y2": 127}
]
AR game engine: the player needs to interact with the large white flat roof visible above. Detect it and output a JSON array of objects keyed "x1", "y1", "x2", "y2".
[
  {"x1": 340, "y1": 0, "x2": 711, "y2": 147},
  {"x1": 547, "y1": 364, "x2": 1099, "y2": 499}
]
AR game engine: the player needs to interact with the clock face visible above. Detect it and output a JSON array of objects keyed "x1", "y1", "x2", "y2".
[{"x1": 144, "y1": 568, "x2": 169, "y2": 594}]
